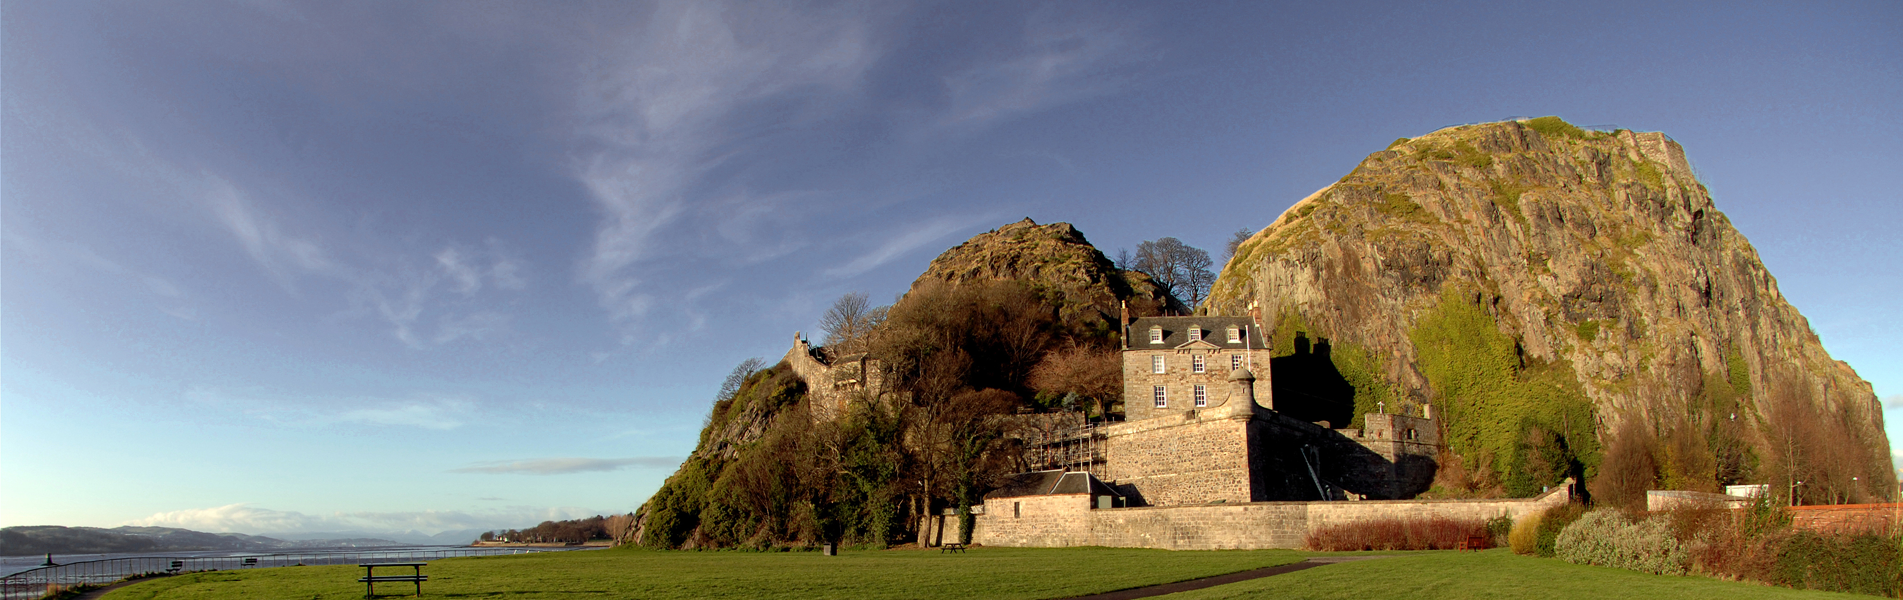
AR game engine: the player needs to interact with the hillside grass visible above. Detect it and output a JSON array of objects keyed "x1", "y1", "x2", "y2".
[
  {"x1": 1169, "y1": 549, "x2": 1870, "y2": 600},
  {"x1": 99, "y1": 546, "x2": 1305, "y2": 600}
]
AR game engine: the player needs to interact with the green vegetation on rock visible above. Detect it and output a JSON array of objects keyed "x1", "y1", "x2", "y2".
[
  {"x1": 1523, "y1": 116, "x2": 1589, "y2": 140},
  {"x1": 1409, "y1": 287, "x2": 1599, "y2": 497}
]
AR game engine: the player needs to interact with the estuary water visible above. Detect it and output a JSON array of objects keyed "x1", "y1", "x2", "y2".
[{"x1": 0, "y1": 545, "x2": 535, "y2": 577}]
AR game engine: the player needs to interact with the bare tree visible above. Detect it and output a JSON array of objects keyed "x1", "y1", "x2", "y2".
[
  {"x1": 718, "y1": 357, "x2": 768, "y2": 404},
  {"x1": 1029, "y1": 346, "x2": 1123, "y2": 418},
  {"x1": 819, "y1": 292, "x2": 888, "y2": 353},
  {"x1": 1222, "y1": 228, "x2": 1254, "y2": 265},
  {"x1": 1134, "y1": 237, "x2": 1215, "y2": 308}
]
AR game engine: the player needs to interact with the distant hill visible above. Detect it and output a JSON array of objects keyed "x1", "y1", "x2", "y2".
[{"x1": 0, "y1": 525, "x2": 406, "y2": 556}]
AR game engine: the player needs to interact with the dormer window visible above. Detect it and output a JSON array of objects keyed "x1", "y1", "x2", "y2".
[
  {"x1": 1227, "y1": 327, "x2": 1241, "y2": 343},
  {"x1": 1149, "y1": 327, "x2": 1163, "y2": 344},
  {"x1": 1189, "y1": 326, "x2": 1202, "y2": 341}
]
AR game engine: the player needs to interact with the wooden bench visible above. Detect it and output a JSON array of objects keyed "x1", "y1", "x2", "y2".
[
  {"x1": 1459, "y1": 533, "x2": 1488, "y2": 551},
  {"x1": 940, "y1": 543, "x2": 967, "y2": 554},
  {"x1": 240, "y1": 558, "x2": 258, "y2": 567},
  {"x1": 359, "y1": 562, "x2": 428, "y2": 598}
]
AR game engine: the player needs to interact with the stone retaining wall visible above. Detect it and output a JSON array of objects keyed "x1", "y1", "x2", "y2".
[{"x1": 970, "y1": 484, "x2": 1570, "y2": 550}]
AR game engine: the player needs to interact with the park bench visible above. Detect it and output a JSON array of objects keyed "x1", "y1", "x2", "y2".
[
  {"x1": 1459, "y1": 533, "x2": 1488, "y2": 551},
  {"x1": 240, "y1": 558, "x2": 258, "y2": 567},
  {"x1": 166, "y1": 560, "x2": 184, "y2": 574},
  {"x1": 940, "y1": 543, "x2": 967, "y2": 554},
  {"x1": 358, "y1": 562, "x2": 428, "y2": 598}
]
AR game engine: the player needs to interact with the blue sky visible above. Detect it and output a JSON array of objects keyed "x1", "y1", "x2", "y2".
[{"x1": 3, "y1": 1, "x2": 1898, "y2": 536}]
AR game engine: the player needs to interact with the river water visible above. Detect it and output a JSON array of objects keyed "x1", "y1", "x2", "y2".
[{"x1": 0, "y1": 545, "x2": 560, "y2": 577}]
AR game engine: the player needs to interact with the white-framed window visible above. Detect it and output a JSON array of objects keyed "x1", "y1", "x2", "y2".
[
  {"x1": 1194, "y1": 384, "x2": 1208, "y2": 407},
  {"x1": 1149, "y1": 327, "x2": 1163, "y2": 344},
  {"x1": 1231, "y1": 354, "x2": 1243, "y2": 370},
  {"x1": 1189, "y1": 326, "x2": 1202, "y2": 341},
  {"x1": 1151, "y1": 355, "x2": 1166, "y2": 374},
  {"x1": 1192, "y1": 354, "x2": 1206, "y2": 373},
  {"x1": 1153, "y1": 386, "x2": 1167, "y2": 408},
  {"x1": 1227, "y1": 327, "x2": 1241, "y2": 343}
]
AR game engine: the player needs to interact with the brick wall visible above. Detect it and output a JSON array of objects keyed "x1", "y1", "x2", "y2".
[
  {"x1": 1789, "y1": 503, "x2": 1902, "y2": 534},
  {"x1": 969, "y1": 485, "x2": 1570, "y2": 550}
]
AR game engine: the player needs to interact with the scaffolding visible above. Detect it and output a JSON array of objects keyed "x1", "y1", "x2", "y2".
[{"x1": 1023, "y1": 420, "x2": 1107, "y2": 479}]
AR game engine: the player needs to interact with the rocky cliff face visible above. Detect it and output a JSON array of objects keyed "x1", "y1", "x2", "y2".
[
  {"x1": 914, "y1": 218, "x2": 1185, "y2": 323},
  {"x1": 1205, "y1": 118, "x2": 1891, "y2": 500}
]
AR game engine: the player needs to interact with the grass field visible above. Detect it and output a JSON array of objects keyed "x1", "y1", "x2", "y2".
[
  {"x1": 1173, "y1": 549, "x2": 1872, "y2": 600},
  {"x1": 94, "y1": 546, "x2": 1878, "y2": 600},
  {"x1": 98, "y1": 546, "x2": 1305, "y2": 600}
]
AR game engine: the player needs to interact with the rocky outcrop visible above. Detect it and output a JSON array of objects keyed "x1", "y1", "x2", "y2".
[
  {"x1": 914, "y1": 218, "x2": 1185, "y2": 324},
  {"x1": 1205, "y1": 117, "x2": 1891, "y2": 497}
]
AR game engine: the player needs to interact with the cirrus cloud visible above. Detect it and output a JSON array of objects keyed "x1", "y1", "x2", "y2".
[{"x1": 449, "y1": 457, "x2": 683, "y2": 475}]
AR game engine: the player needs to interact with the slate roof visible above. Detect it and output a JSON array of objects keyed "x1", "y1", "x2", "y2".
[
  {"x1": 985, "y1": 470, "x2": 1123, "y2": 499},
  {"x1": 1127, "y1": 316, "x2": 1267, "y2": 350}
]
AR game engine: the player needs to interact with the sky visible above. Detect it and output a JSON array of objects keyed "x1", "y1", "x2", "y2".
[{"x1": 3, "y1": 1, "x2": 1899, "y2": 537}]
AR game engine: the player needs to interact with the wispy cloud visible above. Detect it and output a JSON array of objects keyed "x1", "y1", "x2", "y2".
[
  {"x1": 338, "y1": 397, "x2": 474, "y2": 430},
  {"x1": 188, "y1": 388, "x2": 478, "y2": 431},
  {"x1": 571, "y1": 2, "x2": 874, "y2": 329},
  {"x1": 449, "y1": 457, "x2": 682, "y2": 475},
  {"x1": 563, "y1": 5, "x2": 1147, "y2": 342},
  {"x1": 939, "y1": 10, "x2": 1139, "y2": 128},
  {"x1": 203, "y1": 174, "x2": 336, "y2": 291},
  {"x1": 2, "y1": 231, "x2": 198, "y2": 319},
  {"x1": 824, "y1": 216, "x2": 990, "y2": 279},
  {"x1": 126, "y1": 503, "x2": 606, "y2": 535},
  {"x1": 1883, "y1": 394, "x2": 1902, "y2": 411}
]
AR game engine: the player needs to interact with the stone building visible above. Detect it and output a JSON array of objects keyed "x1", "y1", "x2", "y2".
[
  {"x1": 783, "y1": 332, "x2": 883, "y2": 423},
  {"x1": 1121, "y1": 316, "x2": 1277, "y2": 420}
]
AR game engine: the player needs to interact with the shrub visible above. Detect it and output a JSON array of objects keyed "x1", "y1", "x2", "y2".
[
  {"x1": 1486, "y1": 516, "x2": 1514, "y2": 547},
  {"x1": 1304, "y1": 517, "x2": 1492, "y2": 551},
  {"x1": 1771, "y1": 530, "x2": 1902, "y2": 596},
  {"x1": 1556, "y1": 508, "x2": 1689, "y2": 576},
  {"x1": 1509, "y1": 512, "x2": 1541, "y2": 555},
  {"x1": 1534, "y1": 503, "x2": 1586, "y2": 558}
]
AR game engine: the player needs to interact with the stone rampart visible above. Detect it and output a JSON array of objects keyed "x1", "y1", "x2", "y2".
[
  {"x1": 1102, "y1": 408, "x2": 1253, "y2": 506},
  {"x1": 970, "y1": 485, "x2": 1570, "y2": 550}
]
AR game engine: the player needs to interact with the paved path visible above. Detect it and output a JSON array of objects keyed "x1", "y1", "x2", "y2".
[{"x1": 1061, "y1": 556, "x2": 1391, "y2": 600}]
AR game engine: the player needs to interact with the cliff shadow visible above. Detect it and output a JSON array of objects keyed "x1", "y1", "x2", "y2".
[
  {"x1": 1249, "y1": 413, "x2": 1438, "y2": 501},
  {"x1": 1269, "y1": 334, "x2": 1356, "y2": 428}
]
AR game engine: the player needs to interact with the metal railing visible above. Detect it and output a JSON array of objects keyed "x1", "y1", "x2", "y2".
[{"x1": 0, "y1": 546, "x2": 595, "y2": 599}]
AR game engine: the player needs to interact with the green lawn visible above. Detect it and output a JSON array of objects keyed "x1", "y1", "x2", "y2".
[
  {"x1": 99, "y1": 546, "x2": 1305, "y2": 600},
  {"x1": 1170, "y1": 549, "x2": 1872, "y2": 600},
  {"x1": 97, "y1": 547, "x2": 1879, "y2": 600}
]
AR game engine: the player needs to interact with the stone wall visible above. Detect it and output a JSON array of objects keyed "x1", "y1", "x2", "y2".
[
  {"x1": 970, "y1": 485, "x2": 1571, "y2": 550},
  {"x1": 1102, "y1": 408, "x2": 1253, "y2": 506},
  {"x1": 1123, "y1": 347, "x2": 1275, "y2": 421},
  {"x1": 781, "y1": 334, "x2": 883, "y2": 423},
  {"x1": 970, "y1": 494, "x2": 1095, "y2": 547},
  {"x1": 782, "y1": 335, "x2": 845, "y2": 422}
]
